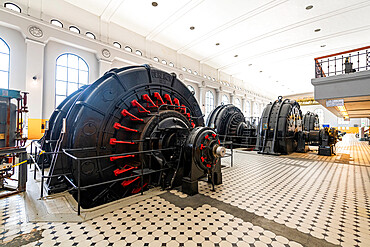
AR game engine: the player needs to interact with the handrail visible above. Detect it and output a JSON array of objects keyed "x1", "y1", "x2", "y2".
[
  {"x1": 314, "y1": 45, "x2": 370, "y2": 78},
  {"x1": 314, "y1": 45, "x2": 370, "y2": 60}
]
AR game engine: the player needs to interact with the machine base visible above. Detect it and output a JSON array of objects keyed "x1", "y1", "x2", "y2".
[
  {"x1": 181, "y1": 177, "x2": 198, "y2": 196},
  {"x1": 318, "y1": 146, "x2": 335, "y2": 156}
]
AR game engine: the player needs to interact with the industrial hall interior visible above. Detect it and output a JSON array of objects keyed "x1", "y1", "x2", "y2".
[{"x1": 0, "y1": 0, "x2": 369, "y2": 247}]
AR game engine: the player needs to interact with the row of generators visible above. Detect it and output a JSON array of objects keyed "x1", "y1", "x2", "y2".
[
  {"x1": 206, "y1": 98, "x2": 340, "y2": 156},
  {"x1": 38, "y1": 65, "x2": 340, "y2": 208}
]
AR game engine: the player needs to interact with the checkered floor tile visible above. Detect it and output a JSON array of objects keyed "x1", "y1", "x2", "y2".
[
  {"x1": 0, "y1": 134, "x2": 369, "y2": 246},
  {"x1": 200, "y1": 152, "x2": 370, "y2": 246}
]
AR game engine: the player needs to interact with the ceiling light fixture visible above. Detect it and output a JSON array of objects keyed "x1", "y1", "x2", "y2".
[
  {"x1": 234, "y1": 55, "x2": 238, "y2": 57},
  {"x1": 305, "y1": 5, "x2": 313, "y2": 10},
  {"x1": 190, "y1": 26, "x2": 195, "y2": 30},
  {"x1": 314, "y1": 28, "x2": 321, "y2": 32},
  {"x1": 321, "y1": 45, "x2": 326, "y2": 47},
  {"x1": 215, "y1": 43, "x2": 220, "y2": 46},
  {"x1": 248, "y1": 64, "x2": 252, "y2": 66},
  {"x1": 152, "y1": 2, "x2": 158, "y2": 7},
  {"x1": 259, "y1": 71, "x2": 262, "y2": 73}
]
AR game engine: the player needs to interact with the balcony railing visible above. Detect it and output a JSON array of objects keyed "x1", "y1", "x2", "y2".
[{"x1": 314, "y1": 45, "x2": 370, "y2": 78}]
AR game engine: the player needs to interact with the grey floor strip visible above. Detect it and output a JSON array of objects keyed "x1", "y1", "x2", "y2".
[{"x1": 159, "y1": 191, "x2": 339, "y2": 247}]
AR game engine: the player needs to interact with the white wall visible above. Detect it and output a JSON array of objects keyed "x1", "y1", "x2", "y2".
[
  {"x1": 0, "y1": 25, "x2": 26, "y2": 91},
  {"x1": 0, "y1": 4, "x2": 273, "y2": 131},
  {"x1": 43, "y1": 41, "x2": 99, "y2": 118}
]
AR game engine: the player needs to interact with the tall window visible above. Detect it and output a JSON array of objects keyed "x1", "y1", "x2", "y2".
[
  {"x1": 205, "y1": 91, "x2": 214, "y2": 119},
  {"x1": 245, "y1": 101, "x2": 251, "y2": 117},
  {"x1": 55, "y1": 53, "x2": 89, "y2": 106},
  {"x1": 314, "y1": 108, "x2": 324, "y2": 123},
  {"x1": 222, "y1": 95, "x2": 229, "y2": 104},
  {"x1": 234, "y1": 98, "x2": 241, "y2": 109},
  {"x1": 0, "y1": 37, "x2": 10, "y2": 89}
]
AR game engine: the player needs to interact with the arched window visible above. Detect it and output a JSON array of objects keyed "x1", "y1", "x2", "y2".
[
  {"x1": 314, "y1": 108, "x2": 324, "y2": 123},
  {"x1": 50, "y1": 19, "x2": 63, "y2": 28},
  {"x1": 85, "y1": 32, "x2": 96, "y2": 39},
  {"x1": 124, "y1": 46, "x2": 132, "y2": 52},
  {"x1": 187, "y1": 85, "x2": 195, "y2": 96},
  {"x1": 161, "y1": 60, "x2": 167, "y2": 65},
  {"x1": 253, "y1": 102, "x2": 259, "y2": 117},
  {"x1": 205, "y1": 91, "x2": 214, "y2": 119},
  {"x1": 135, "y1": 50, "x2": 142, "y2": 56},
  {"x1": 153, "y1": 57, "x2": 159, "y2": 62},
  {"x1": 222, "y1": 95, "x2": 229, "y2": 104},
  {"x1": 113, "y1": 42, "x2": 121, "y2": 48},
  {"x1": 55, "y1": 53, "x2": 89, "y2": 106},
  {"x1": 0, "y1": 37, "x2": 10, "y2": 89},
  {"x1": 69, "y1": 26, "x2": 80, "y2": 34},
  {"x1": 234, "y1": 98, "x2": 241, "y2": 109},
  {"x1": 4, "y1": 2, "x2": 21, "y2": 12},
  {"x1": 245, "y1": 101, "x2": 251, "y2": 117},
  {"x1": 169, "y1": 62, "x2": 174, "y2": 67}
]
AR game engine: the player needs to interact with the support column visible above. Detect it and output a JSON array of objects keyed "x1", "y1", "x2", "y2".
[
  {"x1": 250, "y1": 100, "x2": 255, "y2": 117},
  {"x1": 242, "y1": 97, "x2": 247, "y2": 114},
  {"x1": 99, "y1": 59, "x2": 112, "y2": 77},
  {"x1": 198, "y1": 86, "x2": 206, "y2": 114},
  {"x1": 230, "y1": 94, "x2": 234, "y2": 105},
  {"x1": 25, "y1": 38, "x2": 45, "y2": 140},
  {"x1": 215, "y1": 88, "x2": 221, "y2": 106}
]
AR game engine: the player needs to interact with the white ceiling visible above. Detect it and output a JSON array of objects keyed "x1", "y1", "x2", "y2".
[{"x1": 63, "y1": 0, "x2": 370, "y2": 96}]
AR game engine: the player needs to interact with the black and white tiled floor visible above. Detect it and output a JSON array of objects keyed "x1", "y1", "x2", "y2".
[
  {"x1": 1, "y1": 195, "x2": 304, "y2": 247},
  {"x1": 200, "y1": 136, "x2": 370, "y2": 247},
  {"x1": 0, "y1": 134, "x2": 369, "y2": 246}
]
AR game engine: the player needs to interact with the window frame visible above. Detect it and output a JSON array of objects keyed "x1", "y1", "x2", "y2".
[
  {"x1": 4, "y1": 2, "x2": 21, "y2": 12},
  {"x1": 55, "y1": 53, "x2": 89, "y2": 107},
  {"x1": 85, "y1": 32, "x2": 96, "y2": 39},
  {"x1": 205, "y1": 90, "x2": 215, "y2": 119},
  {"x1": 113, "y1": 42, "x2": 121, "y2": 48},
  {"x1": 222, "y1": 95, "x2": 229, "y2": 105},
  {"x1": 69, "y1": 26, "x2": 80, "y2": 34},
  {"x1": 50, "y1": 19, "x2": 63, "y2": 28},
  {"x1": 234, "y1": 98, "x2": 241, "y2": 109},
  {"x1": 0, "y1": 37, "x2": 10, "y2": 89}
]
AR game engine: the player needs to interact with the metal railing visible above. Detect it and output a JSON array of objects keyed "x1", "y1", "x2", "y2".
[{"x1": 314, "y1": 45, "x2": 370, "y2": 78}]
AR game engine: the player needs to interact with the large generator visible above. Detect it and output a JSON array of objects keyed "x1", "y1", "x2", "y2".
[{"x1": 40, "y1": 65, "x2": 225, "y2": 209}]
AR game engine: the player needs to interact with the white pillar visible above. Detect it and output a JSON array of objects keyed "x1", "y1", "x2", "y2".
[
  {"x1": 215, "y1": 88, "x2": 221, "y2": 105},
  {"x1": 251, "y1": 100, "x2": 255, "y2": 117},
  {"x1": 198, "y1": 86, "x2": 205, "y2": 114},
  {"x1": 25, "y1": 38, "x2": 45, "y2": 139},
  {"x1": 99, "y1": 59, "x2": 112, "y2": 76}
]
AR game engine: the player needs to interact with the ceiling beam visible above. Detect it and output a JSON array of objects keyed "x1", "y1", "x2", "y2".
[
  {"x1": 217, "y1": 24, "x2": 370, "y2": 71},
  {"x1": 146, "y1": 0, "x2": 205, "y2": 41},
  {"x1": 100, "y1": 0, "x2": 126, "y2": 22},
  {"x1": 200, "y1": 0, "x2": 370, "y2": 64}
]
